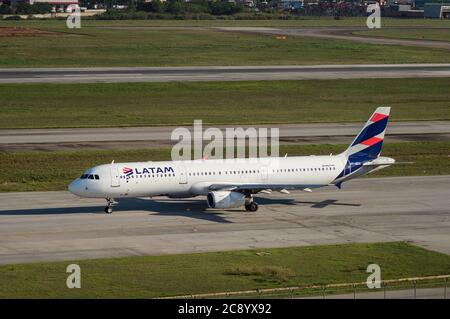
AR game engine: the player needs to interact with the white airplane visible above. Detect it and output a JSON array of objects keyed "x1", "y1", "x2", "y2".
[{"x1": 69, "y1": 107, "x2": 395, "y2": 214}]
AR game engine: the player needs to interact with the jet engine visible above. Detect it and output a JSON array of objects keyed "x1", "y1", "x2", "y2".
[{"x1": 207, "y1": 191, "x2": 245, "y2": 209}]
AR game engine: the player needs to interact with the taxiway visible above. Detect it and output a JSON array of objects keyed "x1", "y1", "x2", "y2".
[
  {"x1": 1, "y1": 64, "x2": 450, "y2": 84},
  {"x1": 0, "y1": 175, "x2": 448, "y2": 265}
]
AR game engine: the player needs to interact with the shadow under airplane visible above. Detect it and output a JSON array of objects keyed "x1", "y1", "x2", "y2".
[
  {"x1": 0, "y1": 197, "x2": 230, "y2": 223},
  {"x1": 0, "y1": 196, "x2": 361, "y2": 221},
  {"x1": 256, "y1": 197, "x2": 361, "y2": 209}
]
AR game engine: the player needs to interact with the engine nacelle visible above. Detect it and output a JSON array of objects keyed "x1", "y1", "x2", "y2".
[{"x1": 207, "y1": 191, "x2": 245, "y2": 209}]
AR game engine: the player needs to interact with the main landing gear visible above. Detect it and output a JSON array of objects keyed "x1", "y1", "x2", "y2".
[
  {"x1": 245, "y1": 202, "x2": 259, "y2": 212},
  {"x1": 244, "y1": 193, "x2": 258, "y2": 212},
  {"x1": 105, "y1": 198, "x2": 114, "y2": 214}
]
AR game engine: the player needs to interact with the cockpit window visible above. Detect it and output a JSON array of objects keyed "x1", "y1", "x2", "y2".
[{"x1": 80, "y1": 174, "x2": 99, "y2": 180}]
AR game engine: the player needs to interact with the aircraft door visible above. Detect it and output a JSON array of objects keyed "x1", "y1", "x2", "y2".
[
  {"x1": 261, "y1": 166, "x2": 268, "y2": 182},
  {"x1": 179, "y1": 165, "x2": 187, "y2": 184},
  {"x1": 110, "y1": 165, "x2": 120, "y2": 187}
]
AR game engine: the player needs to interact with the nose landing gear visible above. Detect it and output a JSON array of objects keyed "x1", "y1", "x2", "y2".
[{"x1": 105, "y1": 198, "x2": 114, "y2": 214}]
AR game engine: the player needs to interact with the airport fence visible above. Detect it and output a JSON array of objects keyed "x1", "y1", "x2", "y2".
[{"x1": 160, "y1": 274, "x2": 450, "y2": 299}]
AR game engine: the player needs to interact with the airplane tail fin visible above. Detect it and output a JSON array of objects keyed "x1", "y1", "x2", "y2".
[{"x1": 343, "y1": 106, "x2": 391, "y2": 162}]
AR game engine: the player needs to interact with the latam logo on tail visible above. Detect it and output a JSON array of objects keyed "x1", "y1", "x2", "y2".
[{"x1": 122, "y1": 166, "x2": 174, "y2": 176}]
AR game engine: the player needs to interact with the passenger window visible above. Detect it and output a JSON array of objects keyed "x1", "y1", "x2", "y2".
[
  {"x1": 88, "y1": 175, "x2": 94, "y2": 179},
  {"x1": 95, "y1": 175, "x2": 99, "y2": 180}
]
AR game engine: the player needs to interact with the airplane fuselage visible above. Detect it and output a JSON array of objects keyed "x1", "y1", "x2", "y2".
[
  {"x1": 69, "y1": 155, "x2": 350, "y2": 199},
  {"x1": 68, "y1": 107, "x2": 394, "y2": 213}
]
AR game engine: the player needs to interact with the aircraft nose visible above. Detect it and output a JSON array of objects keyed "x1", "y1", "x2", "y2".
[{"x1": 68, "y1": 179, "x2": 83, "y2": 196}]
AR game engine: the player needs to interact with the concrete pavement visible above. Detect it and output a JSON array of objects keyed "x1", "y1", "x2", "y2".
[
  {"x1": 1, "y1": 121, "x2": 449, "y2": 151},
  {"x1": 2, "y1": 64, "x2": 450, "y2": 83},
  {"x1": 0, "y1": 175, "x2": 449, "y2": 264}
]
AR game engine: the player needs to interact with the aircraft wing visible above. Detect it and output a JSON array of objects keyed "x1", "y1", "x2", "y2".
[{"x1": 207, "y1": 183, "x2": 317, "y2": 194}]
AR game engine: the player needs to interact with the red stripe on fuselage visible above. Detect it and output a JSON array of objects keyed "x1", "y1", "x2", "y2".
[
  {"x1": 370, "y1": 113, "x2": 388, "y2": 122},
  {"x1": 360, "y1": 136, "x2": 382, "y2": 146}
]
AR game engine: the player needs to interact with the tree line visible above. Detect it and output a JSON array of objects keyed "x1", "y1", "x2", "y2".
[{"x1": 0, "y1": 2, "x2": 52, "y2": 15}]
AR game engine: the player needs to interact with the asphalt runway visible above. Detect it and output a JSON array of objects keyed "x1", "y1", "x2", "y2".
[
  {"x1": 217, "y1": 27, "x2": 450, "y2": 50},
  {"x1": 1, "y1": 121, "x2": 449, "y2": 151},
  {"x1": 0, "y1": 175, "x2": 448, "y2": 265},
  {"x1": 1, "y1": 64, "x2": 450, "y2": 84}
]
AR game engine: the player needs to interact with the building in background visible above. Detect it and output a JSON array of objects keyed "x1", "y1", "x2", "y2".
[
  {"x1": 280, "y1": 0, "x2": 303, "y2": 11},
  {"x1": 424, "y1": 0, "x2": 450, "y2": 18},
  {"x1": 10, "y1": 0, "x2": 78, "y2": 12}
]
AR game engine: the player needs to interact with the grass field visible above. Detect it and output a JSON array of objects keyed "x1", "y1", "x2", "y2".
[
  {"x1": 3, "y1": 17, "x2": 450, "y2": 28},
  {"x1": 354, "y1": 29, "x2": 450, "y2": 42},
  {"x1": 1, "y1": 20, "x2": 450, "y2": 67},
  {"x1": 0, "y1": 242, "x2": 448, "y2": 298},
  {"x1": 1, "y1": 78, "x2": 450, "y2": 129},
  {"x1": 0, "y1": 141, "x2": 449, "y2": 192}
]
